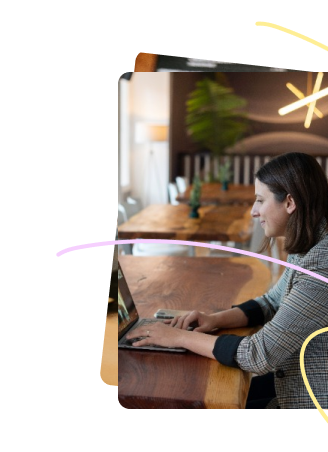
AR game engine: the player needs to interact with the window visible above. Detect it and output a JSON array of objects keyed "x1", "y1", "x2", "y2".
[{"x1": 119, "y1": 79, "x2": 130, "y2": 194}]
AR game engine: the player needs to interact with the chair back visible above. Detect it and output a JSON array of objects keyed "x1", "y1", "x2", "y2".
[
  {"x1": 168, "y1": 183, "x2": 179, "y2": 205},
  {"x1": 175, "y1": 176, "x2": 189, "y2": 193},
  {"x1": 121, "y1": 197, "x2": 142, "y2": 219},
  {"x1": 126, "y1": 196, "x2": 143, "y2": 209},
  {"x1": 117, "y1": 204, "x2": 132, "y2": 254},
  {"x1": 118, "y1": 204, "x2": 128, "y2": 224}
]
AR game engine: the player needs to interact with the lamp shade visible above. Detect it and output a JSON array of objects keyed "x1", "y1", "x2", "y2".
[{"x1": 135, "y1": 123, "x2": 168, "y2": 143}]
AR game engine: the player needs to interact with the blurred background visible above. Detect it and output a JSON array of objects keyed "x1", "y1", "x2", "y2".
[{"x1": 118, "y1": 71, "x2": 328, "y2": 207}]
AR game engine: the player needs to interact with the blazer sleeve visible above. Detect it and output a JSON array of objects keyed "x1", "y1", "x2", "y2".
[
  {"x1": 213, "y1": 263, "x2": 289, "y2": 366},
  {"x1": 235, "y1": 254, "x2": 328, "y2": 375},
  {"x1": 236, "y1": 258, "x2": 291, "y2": 326}
]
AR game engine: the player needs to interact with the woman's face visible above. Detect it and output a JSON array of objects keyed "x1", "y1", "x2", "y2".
[{"x1": 251, "y1": 179, "x2": 295, "y2": 238}]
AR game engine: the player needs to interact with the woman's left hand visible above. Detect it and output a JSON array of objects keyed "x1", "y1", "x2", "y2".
[{"x1": 126, "y1": 321, "x2": 189, "y2": 349}]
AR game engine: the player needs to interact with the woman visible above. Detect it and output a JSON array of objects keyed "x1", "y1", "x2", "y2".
[{"x1": 126, "y1": 152, "x2": 328, "y2": 409}]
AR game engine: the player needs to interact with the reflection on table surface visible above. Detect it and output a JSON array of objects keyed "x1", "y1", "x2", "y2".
[{"x1": 118, "y1": 255, "x2": 271, "y2": 409}]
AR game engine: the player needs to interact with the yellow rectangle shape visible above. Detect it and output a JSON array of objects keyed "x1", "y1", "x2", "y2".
[{"x1": 73, "y1": 250, "x2": 114, "y2": 258}]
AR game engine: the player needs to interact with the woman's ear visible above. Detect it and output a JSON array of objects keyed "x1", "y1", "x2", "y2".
[{"x1": 286, "y1": 194, "x2": 296, "y2": 214}]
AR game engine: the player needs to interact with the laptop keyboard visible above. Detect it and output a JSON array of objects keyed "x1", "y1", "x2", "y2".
[{"x1": 121, "y1": 318, "x2": 166, "y2": 346}]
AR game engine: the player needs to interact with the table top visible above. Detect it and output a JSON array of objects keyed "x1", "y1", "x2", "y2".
[
  {"x1": 118, "y1": 255, "x2": 271, "y2": 409},
  {"x1": 118, "y1": 204, "x2": 253, "y2": 243},
  {"x1": 176, "y1": 183, "x2": 255, "y2": 205}
]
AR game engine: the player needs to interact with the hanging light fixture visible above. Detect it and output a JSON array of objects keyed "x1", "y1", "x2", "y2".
[
  {"x1": 285, "y1": 83, "x2": 323, "y2": 119},
  {"x1": 278, "y1": 72, "x2": 326, "y2": 128},
  {"x1": 304, "y1": 72, "x2": 324, "y2": 128}
]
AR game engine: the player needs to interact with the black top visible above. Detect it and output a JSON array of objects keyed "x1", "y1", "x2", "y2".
[{"x1": 212, "y1": 299, "x2": 264, "y2": 366}]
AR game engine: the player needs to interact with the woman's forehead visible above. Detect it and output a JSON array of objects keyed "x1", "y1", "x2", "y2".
[{"x1": 254, "y1": 179, "x2": 271, "y2": 197}]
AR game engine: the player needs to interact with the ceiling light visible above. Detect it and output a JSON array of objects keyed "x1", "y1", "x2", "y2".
[
  {"x1": 279, "y1": 86, "x2": 328, "y2": 116},
  {"x1": 304, "y1": 72, "x2": 324, "y2": 128},
  {"x1": 286, "y1": 83, "x2": 323, "y2": 118}
]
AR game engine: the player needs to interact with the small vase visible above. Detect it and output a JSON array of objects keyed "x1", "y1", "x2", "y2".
[
  {"x1": 189, "y1": 205, "x2": 200, "y2": 218},
  {"x1": 221, "y1": 181, "x2": 229, "y2": 191}
]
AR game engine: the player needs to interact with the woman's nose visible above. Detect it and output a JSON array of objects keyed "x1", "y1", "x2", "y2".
[{"x1": 251, "y1": 203, "x2": 259, "y2": 218}]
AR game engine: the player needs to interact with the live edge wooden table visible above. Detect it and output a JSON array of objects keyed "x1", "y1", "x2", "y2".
[
  {"x1": 118, "y1": 204, "x2": 253, "y2": 244},
  {"x1": 118, "y1": 255, "x2": 271, "y2": 409},
  {"x1": 176, "y1": 183, "x2": 255, "y2": 206}
]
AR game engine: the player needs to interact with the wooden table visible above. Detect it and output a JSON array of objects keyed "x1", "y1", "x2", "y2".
[
  {"x1": 118, "y1": 255, "x2": 271, "y2": 409},
  {"x1": 176, "y1": 183, "x2": 255, "y2": 205},
  {"x1": 118, "y1": 204, "x2": 253, "y2": 243}
]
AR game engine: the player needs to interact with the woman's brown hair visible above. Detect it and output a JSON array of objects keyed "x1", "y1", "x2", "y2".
[{"x1": 255, "y1": 152, "x2": 328, "y2": 254}]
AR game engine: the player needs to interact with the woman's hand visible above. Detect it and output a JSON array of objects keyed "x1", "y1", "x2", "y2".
[
  {"x1": 166, "y1": 310, "x2": 219, "y2": 333},
  {"x1": 127, "y1": 312, "x2": 217, "y2": 359},
  {"x1": 126, "y1": 321, "x2": 189, "y2": 349},
  {"x1": 125, "y1": 307, "x2": 249, "y2": 359}
]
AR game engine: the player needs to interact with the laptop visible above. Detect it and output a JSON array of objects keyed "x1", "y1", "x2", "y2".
[{"x1": 118, "y1": 261, "x2": 187, "y2": 352}]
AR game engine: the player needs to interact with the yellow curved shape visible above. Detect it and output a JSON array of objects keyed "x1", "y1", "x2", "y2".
[
  {"x1": 254, "y1": 20, "x2": 328, "y2": 55},
  {"x1": 300, "y1": 327, "x2": 328, "y2": 422}
]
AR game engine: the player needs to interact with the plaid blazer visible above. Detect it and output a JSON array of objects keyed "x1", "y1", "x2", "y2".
[{"x1": 213, "y1": 223, "x2": 328, "y2": 409}]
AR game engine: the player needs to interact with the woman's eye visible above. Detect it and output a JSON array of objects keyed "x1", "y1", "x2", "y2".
[{"x1": 255, "y1": 199, "x2": 263, "y2": 203}]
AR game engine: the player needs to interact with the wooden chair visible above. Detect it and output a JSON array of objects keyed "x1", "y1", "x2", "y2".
[
  {"x1": 119, "y1": 199, "x2": 190, "y2": 257},
  {"x1": 175, "y1": 176, "x2": 189, "y2": 194},
  {"x1": 118, "y1": 205, "x2": 132, "y2": 254},
  {"x1": 168, "y1": 182, "x2": 179, "y2": 205}
]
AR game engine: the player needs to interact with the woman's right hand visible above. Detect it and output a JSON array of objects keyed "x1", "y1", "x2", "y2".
[{"x1": 165, "y1": 310, "x2": 219, "y2": 333}]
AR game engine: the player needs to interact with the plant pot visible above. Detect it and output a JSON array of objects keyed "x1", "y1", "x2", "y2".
[
  {"x1": 221, "y1": 181, "x2": 229, "y2": 191},
  {"x1": 189, "y1": 205, "x2": 200, "y2": 218}
]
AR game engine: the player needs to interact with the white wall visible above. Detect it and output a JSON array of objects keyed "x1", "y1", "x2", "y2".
[{"x1": 128, "y1": 72, "x2": 170, "y2": 207}]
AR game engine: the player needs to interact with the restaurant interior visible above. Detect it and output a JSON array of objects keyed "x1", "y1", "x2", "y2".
[
  {"x1": 117, "y1": 71, "x2": 328, "y2": 268},
  {"x1": 106, "y1": 71, "x2": 328, "y2": 407}
]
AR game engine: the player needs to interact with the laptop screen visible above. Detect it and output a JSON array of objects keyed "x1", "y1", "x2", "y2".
[{"x1": 118, "y1": 262, "x2": 139, "y2": 338}]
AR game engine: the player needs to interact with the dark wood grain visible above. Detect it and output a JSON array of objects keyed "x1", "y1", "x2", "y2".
[
  {"x1": 118, "y1": 256, "x2": 271, "y2": 409},
  {"x1": 120, "y1": 257, "x2": 253, "y2": 315}
]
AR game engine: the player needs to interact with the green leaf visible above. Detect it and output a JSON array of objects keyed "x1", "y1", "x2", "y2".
[{"x1": 186, "y1": 78, "x2": 248, "y2": 157}]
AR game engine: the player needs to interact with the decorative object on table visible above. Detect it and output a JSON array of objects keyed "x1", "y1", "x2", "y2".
[
  {"x1": 218, "y1": 159, "x2": 233, "y2": 191},
  {"x1": 189, "y1": 175, "x2": 202, "y2": 218},
  {"x1": 185, "y1": 77, "x2": 248, "y2": 182}
]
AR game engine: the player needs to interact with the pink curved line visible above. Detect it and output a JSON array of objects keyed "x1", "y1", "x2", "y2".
[
  {"x1": 56, "y1": 239, "x2": 328, "y2": 283},
  {"x1": 113, "y1": 239, "x2": 328, "y2": 283}
]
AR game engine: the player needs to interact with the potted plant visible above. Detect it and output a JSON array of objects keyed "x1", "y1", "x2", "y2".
[
  {"x1": 218, "y1": 158, "x2": 233, "y2": 191},
  {"x1": 185, "y1": 77, "x2": 248, "y2": 188},
  {"x1": 189, "y1": 175, "x2": 202, "y2": 218}
]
